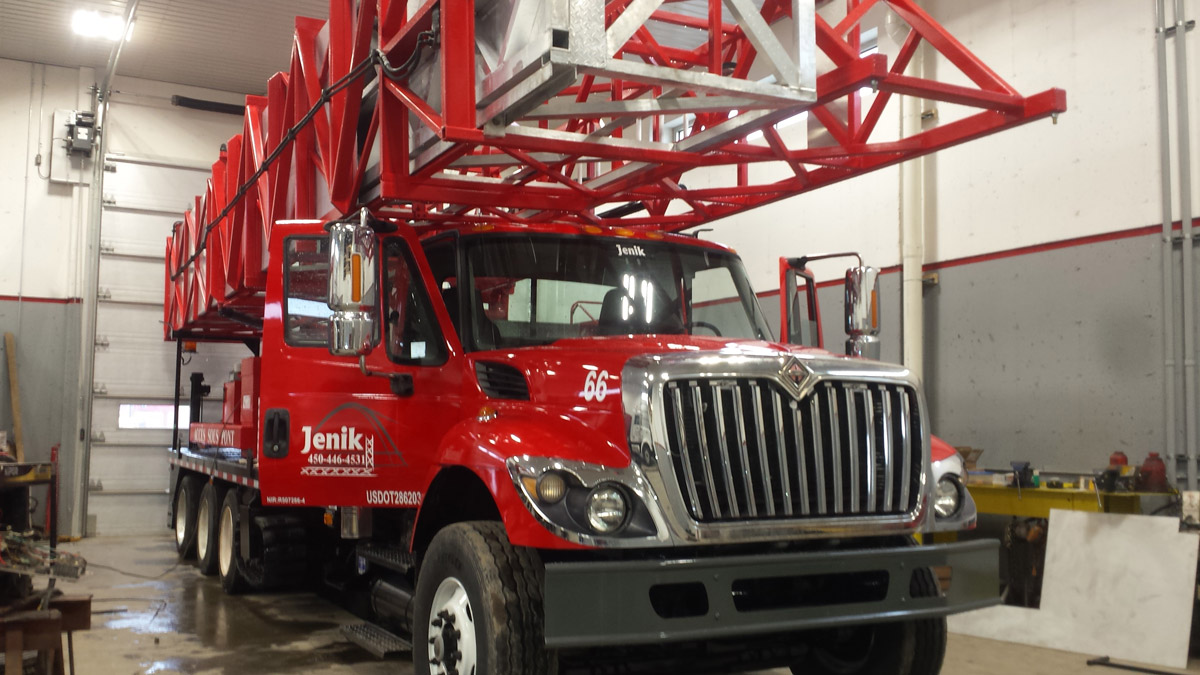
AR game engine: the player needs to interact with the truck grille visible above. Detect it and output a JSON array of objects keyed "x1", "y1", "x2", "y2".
[{"x1": 661, "y1": 379, "x2": 922, "y2": 523}]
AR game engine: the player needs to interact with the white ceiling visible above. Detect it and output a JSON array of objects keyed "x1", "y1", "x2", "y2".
[{"x1": 0, "y1": 0, "x2": 329, "y2": 95}]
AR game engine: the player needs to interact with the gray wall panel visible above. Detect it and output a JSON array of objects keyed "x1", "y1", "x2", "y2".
[
  {"x1": 0, "y1": 299, "x2": 83, "y2": 530},
  {"x1": 924, "y1": 235, "x2": 1161, "y2": 473},
  {"x1": 750, "y1": 234, "x2": 1163, "y2": 474}
]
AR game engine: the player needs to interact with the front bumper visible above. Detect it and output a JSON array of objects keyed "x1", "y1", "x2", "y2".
[{"x1": 542, "y1": 539, "x2": 999, "y2": 648}]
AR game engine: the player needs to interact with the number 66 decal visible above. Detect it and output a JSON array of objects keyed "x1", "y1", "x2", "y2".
[{"x1": 582, "y1": 370, "x2": 610, "y2": 402}]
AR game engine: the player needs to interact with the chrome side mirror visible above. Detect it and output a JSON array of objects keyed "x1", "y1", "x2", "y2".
[
  {"x1": 327, "y1": 210, "x2": 379, "y2": 357},
  {"x1": 844, "y1": 265, "x2": 880, "y2": 359}
]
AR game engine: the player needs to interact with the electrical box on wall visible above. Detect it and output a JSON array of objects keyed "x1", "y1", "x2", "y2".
[
  {"x1": 49, "y1": 109, "x2": 94, "y2": 185},
  {"x1": 65, "y1": 111, "x2": 95, "y2": 156}
]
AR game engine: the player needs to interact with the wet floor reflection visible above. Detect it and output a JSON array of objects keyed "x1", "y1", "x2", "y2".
[{"x1": 84, "y1": 546, "x2": 401, "y2": 673}]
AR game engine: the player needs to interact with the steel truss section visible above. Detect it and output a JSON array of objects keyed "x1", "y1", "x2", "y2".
[{"x1": 165, "y1": 0, "x2": 1065, "y2": 339}]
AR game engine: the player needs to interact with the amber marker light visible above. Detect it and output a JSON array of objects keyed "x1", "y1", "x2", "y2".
[
  {"x1": 351, "y1": 253, "x2": 362, "y2": 303},
  {"x1": 521, "y1": 476, "x2": 539, "y2": 495}
]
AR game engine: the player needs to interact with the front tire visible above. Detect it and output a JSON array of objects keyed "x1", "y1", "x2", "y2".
[
  {"x1": 414, "y1": 521, "x2": 556, "y2": 675},
  {"x1": 196, "y1": 481, "x2": 226, "y2": 576},
  {"x1": 217, "y1": 488, "x2": 249, "y2": 594},
  {"x1": 908, "y1": 569, "x2": 948, "y2": 675},
  {"x1": 793, "y1": 622, "x2": 915, "y2": 675},
  {"x1": 791, "y1": 568, "x2": 947, "y2": 675},
  {"x1": 174, "y1": 475, "x2": 202, "y2": 559}
]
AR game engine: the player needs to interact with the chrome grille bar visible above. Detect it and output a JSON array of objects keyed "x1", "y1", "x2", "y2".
[
  {"x1": 899, "y1": 390, "x2": 912, "y2": 512},
  {"x1": 845, "y1": 386, "x2": 860, "y2": 514},
  {"x1": 772, "y1": 390, "x2": 792, "y2": 516},
  {"x1": 670, "y1": 385, "x2": 705, "y2": 520},
  {"x1": 711, "y1": 384, "x2": 741, "y2": 518},
  {"x1": 751, "y1": 384, "x2": 775, "y2": 516},
  {"x1": 882, "y1": 389, "x2": 895, "y2": 512},
  {"x1": 691, "y1": 386, "x2": 723, "y2": 517},
  {"x1": 732, "y1": 389, "x2": 758, "y2": 517},
  {"x1": 828, "y1": 388, "x2": 844, "y2": 514},
  {"x1": 809, "y1": 395, "x2": 827, "y2": 515},
  {"x1": 864, "y1": 387, "x2": 877, "y2": 512}
]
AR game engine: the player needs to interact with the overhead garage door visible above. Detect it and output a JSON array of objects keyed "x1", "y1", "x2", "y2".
[{"x1": 87, "y1": 157, "x2": 246, "y2": 535}]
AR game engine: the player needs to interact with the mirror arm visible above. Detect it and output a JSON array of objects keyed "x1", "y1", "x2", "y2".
[
  {"x1": 358, "y1": 356, "x2": 415, "y2": 397},
  {"x1": 790, "y1": 252, "x2": 863, "y2": 272}
]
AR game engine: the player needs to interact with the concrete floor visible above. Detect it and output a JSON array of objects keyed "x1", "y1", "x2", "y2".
[{"x1": 49, "y1": 535, "x2": 1197, "y2": 675}]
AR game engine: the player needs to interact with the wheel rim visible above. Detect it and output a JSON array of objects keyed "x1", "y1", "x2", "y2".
[
  {"x1": 427, "y1": 576, "x2": 477, "y2": 675},
  {"x1": 174, "y1": 488, "x2": 188, "y2": 546},
  {"x1": 218, "y1": 504, "x2": 234, "y2": 577},
  {"x1": 196, "y1": 496, "x2": 212, "y2": 560}
]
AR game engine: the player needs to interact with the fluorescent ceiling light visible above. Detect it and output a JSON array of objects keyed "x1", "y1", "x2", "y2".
[{"x1": 71, "y1": 9, "x2": 133, "y2": 41}]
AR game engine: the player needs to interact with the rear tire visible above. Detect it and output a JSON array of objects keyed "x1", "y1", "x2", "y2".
[
  {"x1": 195, "y1": 481, "x2": 226, "y2": 576},
  {"x1": 413, "y1": 521, "x2": 556, "y2": 675},
  {"x1": 173, "y1": 475, "x2": 202, "y2": 559},
  {"x1": 217, "y1": 488, "x2": 249, "y2": 594}
]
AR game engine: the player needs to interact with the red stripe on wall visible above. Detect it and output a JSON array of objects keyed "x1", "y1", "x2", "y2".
[
  {"x1": 0, "y1": 295, "x2": 82, "y2": 305},
  {"x1": 756, "y1": 221, "x2": 1185, "y2": 297}
]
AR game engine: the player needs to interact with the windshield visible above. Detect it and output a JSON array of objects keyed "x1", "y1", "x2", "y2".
[{"x1": 457, "y1": 234, "x2": 772, "y2": 351}]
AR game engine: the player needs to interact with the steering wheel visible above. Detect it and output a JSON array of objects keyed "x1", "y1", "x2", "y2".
[{"x1": 686, "y1": 321, "x2": 722, "y2": 336}]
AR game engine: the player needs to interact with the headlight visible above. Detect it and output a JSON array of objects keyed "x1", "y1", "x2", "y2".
[
  {"x1": 934, "y1": 477, "x2": 962, "y2": 518},
  {"x1": 586, "y1": 485, "x2": 628, "y2": 533}
]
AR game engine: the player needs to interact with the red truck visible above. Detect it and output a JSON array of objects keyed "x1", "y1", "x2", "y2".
[
  {"x1": 169, "y1": 210, "x2": 989, "y2": 675},
  {"x1": 157, "y1": 1, "x2": 1064, "y2": 671}
]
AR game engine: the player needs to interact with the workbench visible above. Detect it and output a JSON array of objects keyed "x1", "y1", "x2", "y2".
[{"x1": 967, "y1": 484, "x2": 1146, "y2": 519}]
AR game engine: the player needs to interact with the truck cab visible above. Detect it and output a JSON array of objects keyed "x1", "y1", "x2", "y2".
[{"x1": 169, "y1": 211, "x2": 994, "y2": 674}]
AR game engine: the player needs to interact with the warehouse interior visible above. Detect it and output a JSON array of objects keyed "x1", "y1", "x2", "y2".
[{"x1": 0, "y1": 0, "x2": 1197, "y2": 673}]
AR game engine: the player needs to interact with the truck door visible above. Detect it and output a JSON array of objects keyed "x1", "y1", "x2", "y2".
[
  {"x1": 779, "y1": 257, "x2": 823, "y2": 348},
  {"x1": 257, "y1": 220, "x2": 457, "y2": 509}
]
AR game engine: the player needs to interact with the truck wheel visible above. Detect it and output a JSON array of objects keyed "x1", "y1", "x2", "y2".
[
  {"x1": 793, "y1": 621, "x2": 915, "y2": 675},
  {"x1": 174, "y1": 475, "x2": 202, "y2": 559},
  {"x1": 217, "y1": 489, "x2": 249, "y2": 594},
  {"x1": 792, "y1": 568, "x2": 947, "y2": 675},
  {"x1": 195, "y1": 481, "x2": 226, "y2": 576},
  {"x1": 413, "y1": 522, "x2": 556, "y2": 675},
  {"x1": 908, "y1": 569, "x2": 948, "y2": 675}
]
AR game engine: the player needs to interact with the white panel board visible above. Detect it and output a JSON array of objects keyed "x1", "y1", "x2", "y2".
[{"x1": 949, "y1": 510, "x2": 1198, "y2": 669}]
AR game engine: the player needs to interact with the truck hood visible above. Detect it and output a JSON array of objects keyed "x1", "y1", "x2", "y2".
[
  {"x1": 472, "y1": 334, "x2": 904, "y2": 414},
  {"x1": 470, "y1": 335, "x2": 923, "y2": 471}
]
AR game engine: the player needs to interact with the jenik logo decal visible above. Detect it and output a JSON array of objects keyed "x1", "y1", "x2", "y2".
[{"x1": 299, "y1": 402, "x2": 406, "y2": 477}]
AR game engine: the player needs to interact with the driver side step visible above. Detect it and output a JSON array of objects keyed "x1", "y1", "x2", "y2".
[{"x1": 341, "y1": 622, "x2": 412, "y2": 659}]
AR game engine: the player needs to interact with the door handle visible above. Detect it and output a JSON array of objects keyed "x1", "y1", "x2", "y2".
[{"x1": 263, "y1": 408, "x2": 289, "y2": 459}]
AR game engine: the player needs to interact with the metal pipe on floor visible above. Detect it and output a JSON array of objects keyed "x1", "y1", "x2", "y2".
[
  {"x1": 1155, "y1": 0, "x2": 1179, "y2": 488},
  {"x1": 1172, "y1": 0, "x2": 1197, "y2": 490}
]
